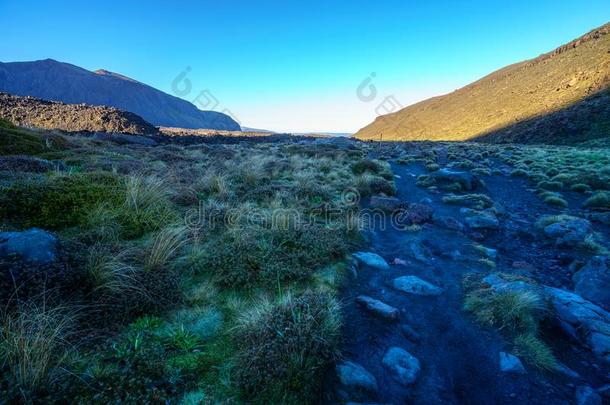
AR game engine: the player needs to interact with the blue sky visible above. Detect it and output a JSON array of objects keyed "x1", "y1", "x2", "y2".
[{"x1": 1, "y1": 1, "x2": 608, "y2": 132}]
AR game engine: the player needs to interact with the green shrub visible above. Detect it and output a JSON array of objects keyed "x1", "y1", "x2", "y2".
[
  {"x1": 196, "y1": 224, "x2": 348, "y2": 287},
  {"x1": 351, "y1": 158, "x2": 384, "y2": 175},
  {"x1": 544, "y1": 195, "x2": 568, "y2": 208},
  {"x1": 583, "y1": 192, "x2": 610, "y2": 210},
  {"x1": 442, "y1": 193, "x2": 493, "y2": 210},
  {"x1": 0, "y1": 171, "x2": 123, "y2": 229},
  {"x1": 537, "y1": 181, "x2": 563, "y2": 191},
  {"x1": 0, "y1": 119, "x2": 68, "y2": 156},
  {"x1": 570, "y1": 183, "x2": 591, "y2": 193},
  {"x1": 233, "y1": 291, "x2": 340, "y2": 403}
]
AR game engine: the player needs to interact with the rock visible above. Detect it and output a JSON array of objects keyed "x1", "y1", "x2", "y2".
[
  {"x1": 499, "y1": 352, "x2": 526, "y2": 374},
  {"x1": 0, "y1": 228, "x2": 58, "y2": 264},
  {"x1": 336, "y1": 361, "x2": 378, "y2": 394},
  {"x1": 556, "y1": 362, "x2": 581, "y2": 379},
  {"x1": 575, "y1": 386, "x2": 602, "y2": 405},
  {"x1": 431, "y1": 169, "x2": 479, "y2": 191},
  {"x1": 401, "y1": 203, "x2": 434, "y2": 225},
  {"x1": 392, "y1": 276, "x2": 443, "y2": 296},
  {"x1": 478, "y1": 246, "x2": 497, "y2": 260},
  {"x1": 400, "y1": 324, "x2": 421, "y2": 342},
  {"x1": 544, "y1": 286, "x2": 610, "y2": 362},
  {"x1": 369, "y1": 196, "x2": 402, "y2": 211},
  {"x1": 353, "y1": 252, "x2": 390, "y2": 271},
  {"x1": 432, "y1": 214, "x2": 465, "y2": 232},
  {"x1": 382, "y1": 347, "x2": 421, "y2": 385},
  {"x1": 462, "y1": 208, "x2": 499, "y2": 230},
  {"x1": 542, "y1": 217, "x2": 592, "y2": 247},
  {"x1": 573, "y1": 256, "x2": 610, "y2": 309},
  {"x1": 405, "y1": 241, "x2": 431, "y2": 263},
  {"x1": 356, "y1": 295, "x2": 399, "y2": 321},
  {"x1": 482, "y1": 274, "x2": 539, "y2": 295},
  {"x1": 391, "y1": 258, "x2": 408, "y2": 266}
]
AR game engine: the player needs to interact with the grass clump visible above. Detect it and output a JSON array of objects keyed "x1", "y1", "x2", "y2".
[
  {"x1": 233, "y1": 291, "x2": 340, "y2": 403},
  {"x1": 1, "y1": 301, "x2": 75, "y2": 398},
  {"x1": 0, "y1": 118, "x2": 68, "y2": 155},
  {"x1": 0, "y1": 171, "x2": 123, "y2": 229},
  {"x1": 464, "y1": 276, "x2": 558, "y2": 372},
  {"x1": 543, "y1": 195, "x2": 568, "y2": 208},
  {"x1": 442, "y1": 193, "x2": 493, "y2": 210},
  {"x1": 513, "y1": 334, "x2": 558, "y2": 371},
  {"x1": 583, "y1": 192, "x2": 610, "y2": 210}
]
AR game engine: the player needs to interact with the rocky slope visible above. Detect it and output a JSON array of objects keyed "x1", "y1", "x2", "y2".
[
  {"x1": 355, "y1": 23, "x2": 610, "y2": 144},
  {"x1": 0, "y1": 92, "x2": 158, "y2": 135},
  {"x1": 0, "y1": 59, "x2": 240, "y2": 131}
]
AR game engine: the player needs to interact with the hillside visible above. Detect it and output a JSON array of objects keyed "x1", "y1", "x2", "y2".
[
  {"x1": 0, "y1": 59, "x2": 240, "y2": 131},
  {"x1": 355, "y1": 23, "x2": 610, "y2": 144},
  {"x1": 0, "y1": 92, "x2": 158, "y2": 135}
]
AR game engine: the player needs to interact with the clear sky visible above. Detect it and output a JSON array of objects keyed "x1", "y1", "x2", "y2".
[{"x1": 0, "y1": 1, "x2": 608, "y2": 133}]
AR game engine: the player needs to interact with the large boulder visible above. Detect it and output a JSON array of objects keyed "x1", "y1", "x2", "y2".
[
  {"x1": 0, "y1": 228, "x2": 58, "y2": 264},
  {"x1": 544, "y1": 286, "x2": 610, "y2": 362},
  {"x1": 381, "y1": 347, "x2": 421, "y2": 385},
  {"x1": 392, "y1": 275, "x2": 443, "y2": 296},
  {"x1": 356, "y1": 295, "x2": 399, "y2": 321},
  {"x1": 573, "y1": 256, "x2": 610, "y2": 309},
  {"x1": 353, "y1": 252, "x2": 390, "y2": 271}
]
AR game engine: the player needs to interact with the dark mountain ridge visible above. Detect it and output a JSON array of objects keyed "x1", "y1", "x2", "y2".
[{"x1": 0, "y1": 59, "x2": 240, "y2": 131}]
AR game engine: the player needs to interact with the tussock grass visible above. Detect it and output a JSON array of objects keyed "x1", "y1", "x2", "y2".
[
  {"x1": 514, "y1": 334, "x2": 558, "y2": 371},
  {"x1": 233, "y1": 291, "x2": 340, "y2": 403},
  {"x1": 1, "y1": 300, "x2": 76, "y2": 395},
  {"x1": 144, "y1": 226, "x2": 190, "y2": 271}
]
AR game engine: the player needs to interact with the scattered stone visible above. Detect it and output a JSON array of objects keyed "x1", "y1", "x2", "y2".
[
  {"x1": 556, "y1": 362, "x2": 581, "y2": 379},
  {"x1": 336, "y1": 361, "x2": 378, "y2": 394},
  {"x1": 542, "y1": 217, "x2": 592, "y2": 247},
  {"x1": 575, "y1": 386, "x2": 602, "y2": 405},
  {"x1": 401, "y1": 203, "x2": 434, "y2": 225},
  {"x1": 353, "y1": 252, "x2": 390, "y2": 271},
  {"x1": 0, "y1": 228, "x2": 58, "y2": 264},
  {"x1": 432, "y1": 215, "x2": 465, "y2": 232},
  {"x1": 356, "y1": 295, "x2": 400, "y2": 321},
  {"x1": 461, "y1": 208, "x2": 499, "y2": 230},
  {"x1": 400, "y1": 324, "x2": 421, "y2": 342},
  {"x1": 382, "y1": 347, "x2": 421, "y2": 385},
  {"x1": 392, "y1": 275, "x2": 443, "y2": 296},
  {"x1": 499, "y1": 352, "x2": 526, "y2": 374},
  {"x1": 405, "y1": 241, "x2": 431, "y2": 263},
  {"x1": 573, "y1": 256, "x2": 610, "y2": 309}
]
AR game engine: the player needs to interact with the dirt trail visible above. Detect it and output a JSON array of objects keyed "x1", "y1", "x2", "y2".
[{"x1": 325, "y1": 161, "x2": 610, "y2": 404}]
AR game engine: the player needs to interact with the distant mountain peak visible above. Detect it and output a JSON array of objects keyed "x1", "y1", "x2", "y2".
[{"x1": 0, "y1": 60, "x2": 240, "y2": 130}]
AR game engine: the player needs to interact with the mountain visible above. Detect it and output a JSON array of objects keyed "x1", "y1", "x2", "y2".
[
  {"x1": 355, "y1": 23, "x2": 610, "y2": 144},
  {"x1": 0, "y1": 59, "x2": 240, "y2": 131}
]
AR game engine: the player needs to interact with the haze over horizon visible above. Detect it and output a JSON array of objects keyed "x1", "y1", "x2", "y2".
[{"x1": 1, "y1": 0, "x2": 608, "y2": 133}]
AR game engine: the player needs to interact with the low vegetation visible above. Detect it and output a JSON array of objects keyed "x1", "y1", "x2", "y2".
[{"x1": 0, "y1": 125, "x2": 370, "y2": 402}]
